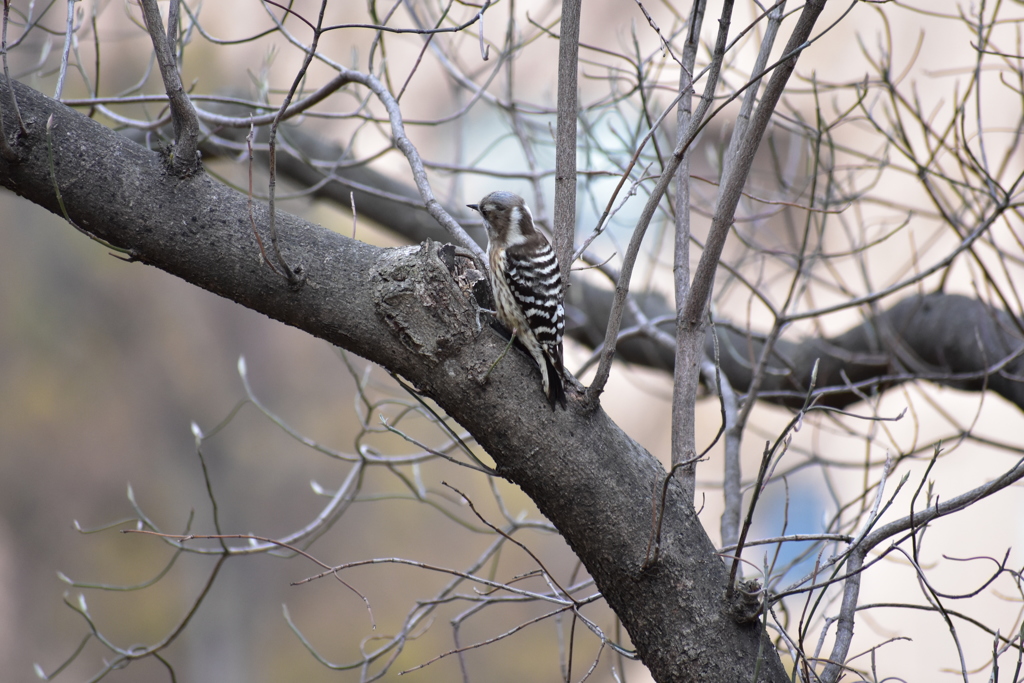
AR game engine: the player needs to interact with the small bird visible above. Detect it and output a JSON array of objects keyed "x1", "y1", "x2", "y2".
[{"x1": 467, "y1": 191, "x2": 567, "y2": 409}]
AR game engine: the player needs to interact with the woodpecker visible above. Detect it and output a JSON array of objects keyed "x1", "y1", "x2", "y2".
[{"x1": 467, "y1": 191, "x2": 567, "y2": 409}]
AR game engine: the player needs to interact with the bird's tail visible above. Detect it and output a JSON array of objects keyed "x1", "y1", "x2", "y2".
[{"x1": 543, "y1": 353, "x2": 568, "y2": 410}]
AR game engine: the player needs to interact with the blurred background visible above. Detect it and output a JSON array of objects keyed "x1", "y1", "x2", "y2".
[{"x1": 2, "y1": 1, "x2": 1023, "y2": 681}]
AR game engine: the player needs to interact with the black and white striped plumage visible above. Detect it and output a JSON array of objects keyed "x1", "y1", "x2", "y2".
[{"x1": 467, "y1": 191, "x2": 567, "y2": 409}]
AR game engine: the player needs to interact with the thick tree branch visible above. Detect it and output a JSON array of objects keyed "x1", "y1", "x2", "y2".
[{"x1": 0, "y1": 77, "x2": 789, "y2": 683}]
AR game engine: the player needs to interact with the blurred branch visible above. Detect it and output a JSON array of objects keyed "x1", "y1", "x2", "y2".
[
  {"x1": 172, "y1": 114, "x2": 1024, "y2": 414},
  {"x1": 53, "y1": 0, "x2": 75, "y2": 99}
]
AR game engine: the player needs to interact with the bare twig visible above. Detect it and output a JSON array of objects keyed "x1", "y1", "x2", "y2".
[
  {"x1": 702, "y1": 353, "x2": 742, "y2": 549},
  {"x1": 54, "y1": 0, "x2": 75, "y2": 99},
  {"x1": 264, "y1": 1, "x2": 334, "y2": 287}
]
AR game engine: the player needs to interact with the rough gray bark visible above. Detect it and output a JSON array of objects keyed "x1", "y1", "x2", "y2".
[{"x1": 0, "y1": 78, "x2": 788, "y2": 683}]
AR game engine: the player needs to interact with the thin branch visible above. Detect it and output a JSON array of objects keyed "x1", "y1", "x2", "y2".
[
  {"x1": 138, "y1": 0, "x2": 200, "y2": 176},
  {"x1": 682, "y1": 0, "x2": 826, "y2": 328},
  {"x1": 586, "y1": 0, "x2": 736, "y2": 406},
  {"x1": 264, "y1": 0, "x2": 332, "y2": 287},
  {"x1": 820, "y1": 453, "x2": 1024, "y2": 682},
  {"x1": 53, "y1": 0, "x2": 75, "y2": 99},
  {"x1": 670, "y1": 0, "x2": 706, "y2": 500},
  {"x1": 553, "y1": 0, "x2": 581, "y2": 281}
]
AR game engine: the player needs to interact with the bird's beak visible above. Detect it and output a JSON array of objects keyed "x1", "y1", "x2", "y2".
[{"x1": 466, "y1": 204, "x2": 479, "y2": 212}]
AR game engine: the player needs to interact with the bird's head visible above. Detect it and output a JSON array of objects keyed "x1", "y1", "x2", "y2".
[{"x1": 467, "y1": 191, "x2": 535, "y2": 246}]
